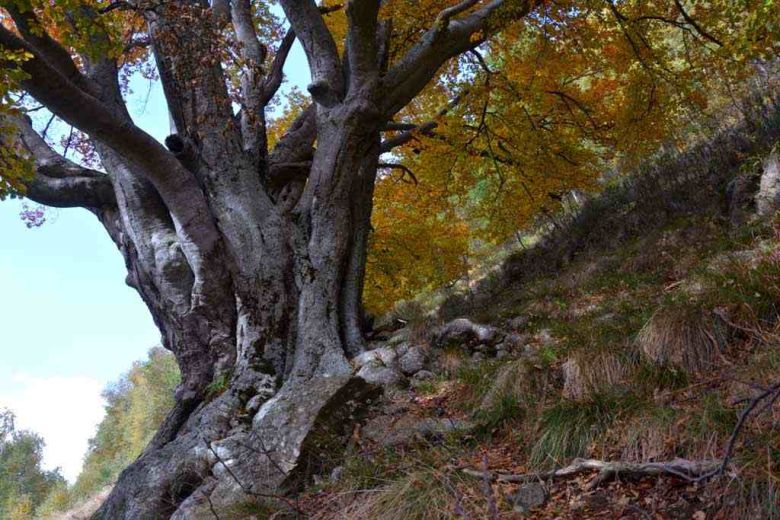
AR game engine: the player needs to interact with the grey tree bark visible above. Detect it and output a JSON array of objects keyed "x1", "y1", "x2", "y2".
[{"x1": 0, "y1": 1, "x2": 535, "y2": 517}]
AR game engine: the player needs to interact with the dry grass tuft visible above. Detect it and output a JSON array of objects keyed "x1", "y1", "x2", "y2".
[
  {"x1": 391, "y1": 299, "x2": 439, "y2": 344},
  {"x1": 312, "y1": 469, "x2": 480, "y2": 520},
  {"x1": 438, "y1": 348, "x2": 466, "y2": 377},
  {"x1": 479, "y1": 359, "x2": 531, "y2": 410},
  {"x1": 636, "y1": 308, "x2": 728, "y2": 374},
  {"x1": 562, "y1": 350, "x2": 632, "y2": 400}
]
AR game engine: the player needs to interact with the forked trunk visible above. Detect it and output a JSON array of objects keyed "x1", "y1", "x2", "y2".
[
  {"x1": 95, "y1": 115, "x2": 383, "y2": 519},
  {"x1": 1, "y1": 1, "x2": 524, "y2": 517}
]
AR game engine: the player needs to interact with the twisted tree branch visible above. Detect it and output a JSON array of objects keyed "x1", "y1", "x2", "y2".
[{"x1": 4, "y1": 114, "x2": 115, "y2": 208}]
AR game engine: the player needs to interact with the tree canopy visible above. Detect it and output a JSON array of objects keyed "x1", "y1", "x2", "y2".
[
  {"x1": 361, "y1": 0, "x2": 779, "y2": 310},
  {"x1": 3, "y1": 0, "x2": 775, "y2": 312}
]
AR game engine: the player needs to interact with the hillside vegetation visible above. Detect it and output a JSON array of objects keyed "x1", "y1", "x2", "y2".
[
  {"x1": 0, "y1": 411, "x2": 65, "y2": 520},
  {"x1": 282, "y1": 98, "x2": 780, "y2": 518},
  {"x1": 34, "y1": 349, "x2": 179, "y2": 519},
  {"x1": 35, "y1": 87, "x2": 780, "y2": 520}
]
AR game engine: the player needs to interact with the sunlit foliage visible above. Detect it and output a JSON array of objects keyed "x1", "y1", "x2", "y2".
[
  {"x1": 68, "y1": 348, "x2": 179, "y2": 502},
  {"x1": 0, "y1": 1, "x2": 776, "y2": 312},
  {"x1": 364, "y1": 0, "x2": 778, "y2": 312}
]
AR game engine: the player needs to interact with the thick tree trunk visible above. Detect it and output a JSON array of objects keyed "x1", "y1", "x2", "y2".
[
  {"x1": 94, "y1": 110, "x2": 382, "y2": 519},
  {"x1": 3, "y1": 1, "x2": 534, "y2": 517}
]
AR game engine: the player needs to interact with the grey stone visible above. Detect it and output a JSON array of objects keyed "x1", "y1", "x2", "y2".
[
  {"x1": 435, "y1": 318, "x2": 504, "y2": 349},
  {"x1": 595, "y1": 312, "x2": 616, "y2": 323},
  {"x1": 357, "y1": 364, "x2": 406, "y2": 388},
  {"x1": 505, "y1": 332, "x2": 531, "y2": 349},
  {"x1": 363, "y1": 415, "x2": 473, "y2": 446},
  {"x1": 414, "y1": 418, "x2": 473, "y2": 438},
  {"x1": 245, "y1": 394, "x2": 266, "y2": 414},
  {"x1": 508, "y1": 316, "x2": 530, "y2": 330},
  {"x1": 244, "y1": 373, "x2": 277, "y2": 414},
  {"x1": 398, "y1": 345, "x2": 427, "y2": 375},
  {"x1": 353, "y1": 346, "x2": 397, "y2": 369},
  {"x1": 471, "y1": 352, "x2": 485, "y2": 362},
  {"x1": 330, "y1": 465, "x2": 344, "y2": 483},
  {"x1": 413, "y1": 369, "x2": 435, "y2": 380},
  {"x1": 394, "y1": 342, "x2": 410, "y2": 357},
  {"x1": 757, "y1": 152, "x2": 780, "y2": 217},
  {"x1": 727, "y1": 172, "x2": 760, "y2": 226},
  {"x1": 536, "y1": 329, "x2": 555, "y2": 346},
  {"x1": 512, "y1": 482, "x2": 547, "y2": 514},
  {"x1": 411, "y1": 370, "x2": 435, "y2": 383},
  {"x1": 387, "y1": 328, "x2": 410, "y2": 347}
]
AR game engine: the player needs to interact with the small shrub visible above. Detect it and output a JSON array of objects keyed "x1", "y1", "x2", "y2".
[
  {"x1": 321, "y1": 468, "x2": 476, "y2": 520},
  {"x1": 205, "y1": 372, "x2": 231, "y2": 398}
]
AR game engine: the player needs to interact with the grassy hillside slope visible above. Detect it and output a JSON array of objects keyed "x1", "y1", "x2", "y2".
[
  {"x1": 42, "y1": 93, "x2": 780, "y2": 520},
  {"x1": 283, "y1": 102, "x2": 780, "y2": 519}
]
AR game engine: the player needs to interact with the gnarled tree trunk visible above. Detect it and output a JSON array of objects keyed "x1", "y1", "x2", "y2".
[
  {"x1": 95, "y1": 105, "x2": 385, "y2": 519},
  {"x1": 0, "y1": 1, "x2": 533, "y2": 517}
]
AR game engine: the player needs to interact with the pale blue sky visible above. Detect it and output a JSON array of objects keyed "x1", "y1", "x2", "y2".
[{"x1": 0, "y1": 23, "x2": 310, "y2": 480}]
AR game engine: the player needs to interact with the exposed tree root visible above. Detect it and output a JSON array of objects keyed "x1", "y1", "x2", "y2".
[
  {"x1": 464, "y1": 380, "x2": 780, "y2": 491},
  {"x1": 463, "y1": 458, "x2": 723, "y2": 490}
]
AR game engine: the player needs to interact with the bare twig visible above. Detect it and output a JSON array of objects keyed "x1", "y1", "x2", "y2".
[
  {"x1": 382, "y1": 122, "x2": 419, "y2": 132},
  {"x1": 98, "y1": 1, "x2": 133, "y2": 14},
  {"x1": 380, "y1": 90, "x2": 468, "y2": 153},
  {"x1": 466, "y1": 383, "x2": 780, "y2": 491},
  {"x1": 378, "y1": 162, "x2": 418, "y2": 184},
  {"x1": 41, "y1": 113, "x2": 56, "y2": 141},
  {"x1": 694, "y1": 381, "x2": 780, "y2": 481},
  {"x1": 441, "y1": 473, "x2": 470, "y2": 520},
  {"x1": 673, "y1": 0, "x2": 723, "y2": 46}
]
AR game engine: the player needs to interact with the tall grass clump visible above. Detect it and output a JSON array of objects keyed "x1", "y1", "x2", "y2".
[{"x1": 531, "y1": 392, "x2": 646, "y2": 468}]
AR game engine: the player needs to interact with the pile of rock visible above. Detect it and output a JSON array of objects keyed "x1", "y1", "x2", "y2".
[
  {"x1": 353, "y1": 342, "x2": 431, "y2": 388},
  {"x1": 354, "y1": 317, "x2": 537, "y2": 389}
]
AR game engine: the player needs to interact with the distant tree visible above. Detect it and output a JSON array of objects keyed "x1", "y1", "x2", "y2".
[
  {"x1": 0, "y1": 409, "x2": 66, "y2": 520},
  {"x1": 70, "y1": 348, "x2": 179, "y2": 502}
]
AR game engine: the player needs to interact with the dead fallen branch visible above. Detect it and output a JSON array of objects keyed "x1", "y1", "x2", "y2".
[
  {"x1": 465, "y1": 380, "x2": 780, "y2": 491},
  {"x1": 462, "y1": 458, "x2": 722, "y2": 490},
  {"x1": 694, "y1": 380, "x2": 780, "y2": 482}
]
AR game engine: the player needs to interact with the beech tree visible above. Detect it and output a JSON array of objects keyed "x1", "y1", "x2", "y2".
[{"x1": 0, "y1": 0, "x2": 773, "y2": 517}]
